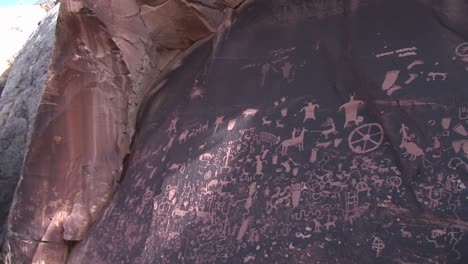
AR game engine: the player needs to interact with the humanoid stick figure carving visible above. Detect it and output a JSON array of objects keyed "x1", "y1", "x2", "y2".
[
  {"x1": 213, "y1": 115, "x2": 224, "y2": 135},
  {"x1": 190, "y1": 80, "x2": 204, "y2": 100},
  {"x1": 448, "y1": 229, "x2": 463, "y2": 259},
  {"x1": 281, "y1": 61, "x2": 295, "y2": 82},
  {"x1": 163, "y1": 135, "x2": 176, "y2": 151},
  {"x1": 300, "y1": 102, "x2": 320, "y2": 122},
  {"x1": 260, "y1": 63, "x2": 271, "y2": 87},
  {"x1": 178, "y1": 129, "x2": 189, "y2": 144},
  {"x1": 339, "y1": 95, "x2": 364, "y2": 128},
  {"x1": 167, "y1": 116, "x2": 179, "y2": 134},
  {"x1": 254, "y1": 155, "x2": 267, "y2": 176},
  {"x1": 399, "y1": 123, "x2": 412, "y2": 142}
]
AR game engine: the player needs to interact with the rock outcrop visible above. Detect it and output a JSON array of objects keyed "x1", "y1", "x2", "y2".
[
  {"x1": 0, "y1": 5, "x2": 58, "y2": 247},
  {"x1": 3, "y1": 0, "x2": 468, "y2": 263},
  {"x1": 3, "y1": 0, "x2": 245, "y2": 263}
]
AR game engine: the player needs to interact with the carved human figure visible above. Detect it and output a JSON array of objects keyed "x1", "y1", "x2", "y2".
[
  {"x1": 167, "y1": 116, "x2": 179, "y2": 134},
  {"x1": 399, "y1": 123, "x2": 411, "y2": 142},
  {"x1": 213, "y1": 115, "x2": 224, "y2": 135},
  {"x1": 300, "y1": 102, "x2": 320, "y2": 122},
  {"x1": 190, "y1": 80, "x2": 204, "y2": 100},
  {"x1": 260, "y1": 63, "x2": 271, "y2": 87},
  {"x1": 254, "y1": 155, "x2": 266, "y2": 176},
  {"x1": 339, "y1": 95, "x2": 364, "y2": 128},
  {"x1": 178, "y1": 129, "x2": 190, "y2": 144},
  {"x1": 281, "y1": 61, "x2": 294, "y2": 81},
  {"x1": 163, "y1": 135, "x2": 176, "y2": 151},
  {"x1": 245, "y1": 182, "x2": 257, "y2": 209}
]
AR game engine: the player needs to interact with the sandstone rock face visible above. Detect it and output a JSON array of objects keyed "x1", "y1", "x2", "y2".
[
  {"x1": 0, "y1": 5, "x2": 58, "y2": 245},
  {"x1": 65, "y1": 0, "x2": 468, "y2": 262},
  {"x1": 3, "y1": 0, "x2": 242, "y2": 263},
  {"x1": 4, "y1": 0, "x2": 468, "y2": 263}
]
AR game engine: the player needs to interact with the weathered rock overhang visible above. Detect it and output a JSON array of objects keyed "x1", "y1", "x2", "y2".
[{"x1": 3, "y1": 0, "x2": 247, "y2": 262}]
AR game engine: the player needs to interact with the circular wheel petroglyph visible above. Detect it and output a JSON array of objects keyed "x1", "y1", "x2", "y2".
[
  {"x1": 455, "y1": 42, "x2": 468, "y2": 57},
  {"x1": 348, "y1": 123, "x2": 384, "y2": 154}
]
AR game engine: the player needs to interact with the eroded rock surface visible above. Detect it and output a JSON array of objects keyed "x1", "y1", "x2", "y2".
[
  {"x1": 3, "y1": 0, "x2": 243, "y2": 263},
  {"x1": 0, "y1": 5, "x2": 58, "y2": 246},
  {"x1": 66, "y1": 0, "x2": 468, "y2": 263},
  {"x1": 3, "y1": 0, "x2": 468, "y2": 263}
]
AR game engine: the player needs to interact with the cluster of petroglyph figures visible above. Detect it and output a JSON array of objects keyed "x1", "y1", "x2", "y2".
[
  {"x1": 124, "y1": 42, "x2": 468, "y2": 263},
  {"x1": 138, "y1": 88, "x2": 468, "y2": 263}
]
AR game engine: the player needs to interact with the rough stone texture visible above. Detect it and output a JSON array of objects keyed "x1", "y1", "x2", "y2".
[
  {"x1": 3, "y1": 0, "x2": 241, "y2": 263},
  {"x1": 66, "y1": 0, "x2": 467, "y2": 263},
  {"x1": 431, "y1": 0, "x2": 468, "y2": 39},
  {"x1": 4, "y1": 0, "x2": 468, "y2": 263},
  {"x1": 0, "y1": 67, "x2": 11, "y2": 96},
  {"x1": 36, "y1": 0, "x2": 61, "y2": 11},
  {"x1": 0, "y1": 6, "x2": 58, "y2": 245}
]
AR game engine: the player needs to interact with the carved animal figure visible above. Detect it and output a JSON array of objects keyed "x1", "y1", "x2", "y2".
[
  {"x1": 262, "y1": 116, "x2": 272, "y2": 125},
  {"x1": 400, "y1": 227, "x2": 413, "y2": 238},
  {"x1": 400, "y1": 141, "x2": 424, "y2": 160},
  {"x1": 310, "y1": 118, "x2": 337, "y2": 139},
  {"x1": 320, "y1": 118, "x2": 338, "y2": 139},
  {"x1": 281, "y1": 129, "x2": 307, "y2": 155}
]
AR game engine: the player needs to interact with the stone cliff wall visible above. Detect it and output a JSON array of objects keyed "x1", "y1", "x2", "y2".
[
  {"x1": 2, "y1": 0, "x2": 468, "y2": 263},
  {"x1": 0, "y1": 5, "x2": 58, "y2": 247},
  {"x1": 3, "y1": 0, "x2": 247, "y2": 263}
]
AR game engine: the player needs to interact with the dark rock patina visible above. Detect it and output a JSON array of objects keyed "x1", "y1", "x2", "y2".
[
  {"x1": 66, "y1": 0, "x2": 467, "y2": 263},
  {"x1": 3, "y1": 0, "x2": 468, "y2": 263},
  {"x1": 0, "y1": 6, "x2": 58, "y2": 247}
]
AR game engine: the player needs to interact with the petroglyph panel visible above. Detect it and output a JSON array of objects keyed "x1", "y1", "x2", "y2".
[{"x1": 67, "y1": 0, "x2": 468, "y2": 263}]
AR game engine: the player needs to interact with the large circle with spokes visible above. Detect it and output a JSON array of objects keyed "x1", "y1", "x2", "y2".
[
  {"x1": 348, "y1": 123, "x2": 384, "y2": 154},
  {"x1": 455, "y1": 42, "x2": 468, "y2": 57}
]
